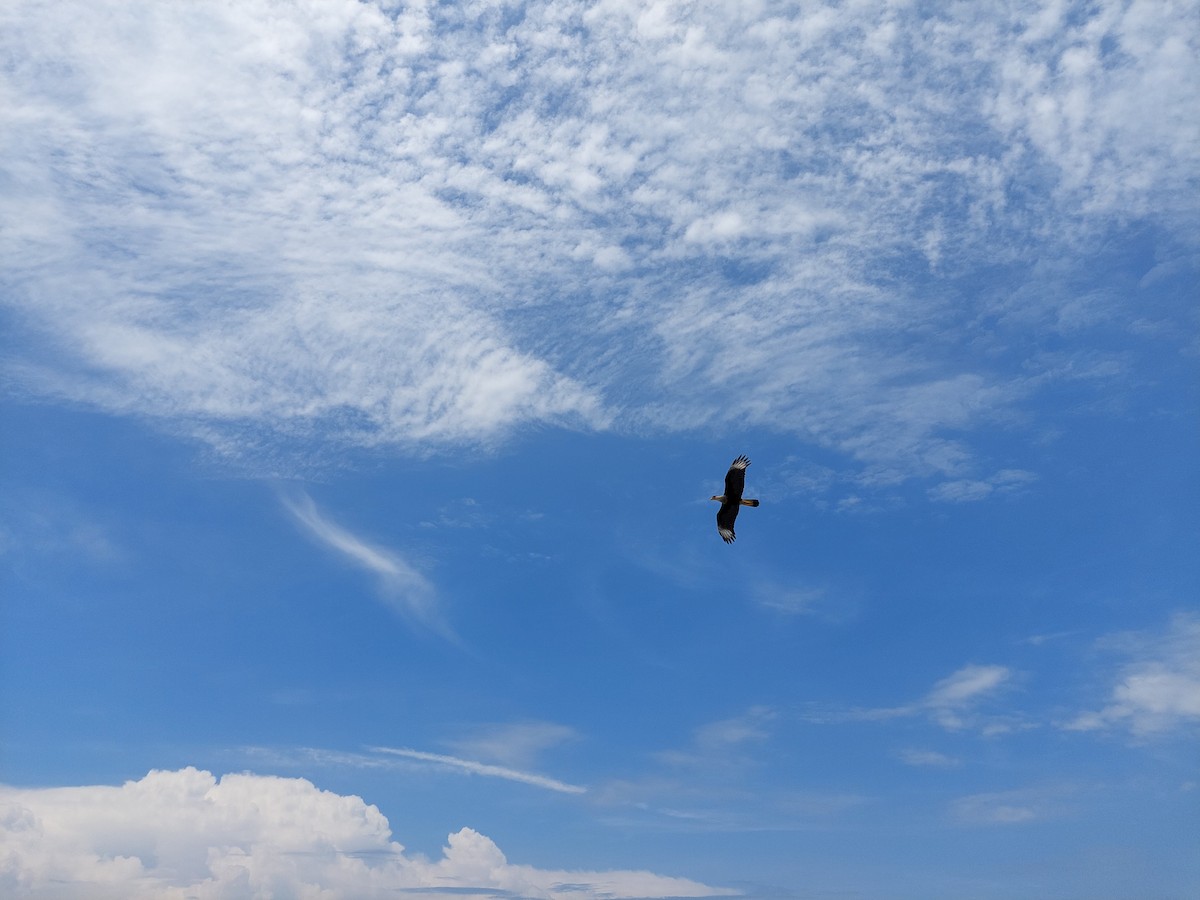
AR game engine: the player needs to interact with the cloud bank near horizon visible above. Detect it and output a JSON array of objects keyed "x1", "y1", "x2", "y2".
[{"x1": 0, "y1": 767, "x2": 732, "y2": 900}]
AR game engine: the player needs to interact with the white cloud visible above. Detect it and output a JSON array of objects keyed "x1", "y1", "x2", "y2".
[
  {"x1": 925, "y1": 664, "x2": 1012, "y2": 731},
  {"x1": 950, "y1": 786, "x2": 1074, "y2": 826},
  {"x1": 654, "y1": 707, "x2": 777, "y2": 772},
  {"x1": 693, "y1": 707, "x2": 776, "y2": 752},
  {"x1": 752, "y1": 583, "x2": 826, "y2": 616},
  {"x1": 369, "y1": 746, "x2": 586, "y2": 795},
  {"x1": 897, "y1": 748, "x2": 961, "y2": 768},
  {"x1": 593, "y1": 710, "x2": 873, "y2": 832},
  {"x1": 281, "y1": 491, "x2": 446, "y2": 635},
  {"x1": 983, "y1": 0, "x2": 1200, "y2": 223},
  {"x1": 0, "y1": 492, "x2": 124, "y2": 567},
  {"x1": 1021, "y1": 630, "x2": 1076, "y2": 647},
  {"x1": 828, "y1": 664, "x2": 1015, "y2": 732},
  {"x1": 446, "y1": 721, "x2": 580, "y2": 769},
  {"x1": 2, "y1": 0, "x2": 1194, "y2": 477},
  {"x1": 0, "y1": 768, "x2": 730, "y2": 898},
  {"x1": 928, "y1": 469, "x2": 1037, "y2": 503},
  {"x1": 1066, "y1": 613, "x2": 1200, "y2": 735},
  {"x1": 926, "y1": 664, "x2": 1011, "y2": 708},
  {"x1": 951, "y1": 792, "x2": 1039, "y2": 825}
]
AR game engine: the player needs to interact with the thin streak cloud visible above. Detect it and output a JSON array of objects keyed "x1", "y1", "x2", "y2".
[
  {"x1": 281, "y1": 490, "x2": 447, "y2": 636},
  {"x1": 807, "y1": 664, "x2": 1015, "y2": 732},
  {"x1": 369, "y1": 746, "x2": 587, "y2": 795}
]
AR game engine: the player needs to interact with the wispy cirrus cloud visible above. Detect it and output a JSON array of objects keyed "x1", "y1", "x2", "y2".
[
  {"x1": 950, "y1": 786, "x2": 1073, "y2": 826},
  {"x1": 280, "y1": 490, "x2": 447, "y2": 635},
  {"x1": 928, "y1": 469, "x2": 1038, "y2": 503},
  {"x1": 805, "y1": 663, "x2": 1017, "y2": 733},
  {"x1": 242, "y1": 722, "x2": 586, "y2": 795},
  {"x1": 656, "y1": 706, "x2": 777, "y2": 770},
  {"x1": 0, "y1": 490, "x2": 124, "y2": 568},
  {"x1": 2, "y1": 0, "x2": 1194, "y2": 483},
  {"x1": 369, "y1": 746, "x2": 586, "y2": 795},
  {"x1": 896, "y1": 748, "x2": 961, "y2": 769},
  {"x1": 924, "y1": 664, "x2": 1014, "y2": 730},
  {"x1": 751, "y1": 582, "x2": 827, "y2": 616},
  {"x1": 604, "y1": 706, "x2": 870, "y2": 833},
  {"x1": 444, "y1": 721, "x2": 580, "y2": 770},
  {"x1": 241, "y1": 742, "x2": 586, "y2": 796}
]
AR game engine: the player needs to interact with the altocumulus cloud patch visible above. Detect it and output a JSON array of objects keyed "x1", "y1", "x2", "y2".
[
  {"x1": 2, "y1": 0, "x2": 1194, "y2": 478},
  {"x1": 0, "y1": 768, "x2": 733, "y2": 899}
]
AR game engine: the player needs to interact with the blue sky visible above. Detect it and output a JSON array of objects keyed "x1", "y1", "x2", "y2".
[{"x1": 1, "y1": 1, "x2": 1198, "y2": 897}]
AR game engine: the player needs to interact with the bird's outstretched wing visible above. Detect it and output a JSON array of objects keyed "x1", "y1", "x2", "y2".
[
  {"x1": 716, "y1": 502, "x2": 739, "y2": 543},
  {"x1": 723, "y1": 455, "x2": 750, "y2": 502}
]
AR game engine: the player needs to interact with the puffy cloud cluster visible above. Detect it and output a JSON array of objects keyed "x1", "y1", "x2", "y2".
[{"x1": 0, "y1": 768, "x2": 731, "y2": 899}]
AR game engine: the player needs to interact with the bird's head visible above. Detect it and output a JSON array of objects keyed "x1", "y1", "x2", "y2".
[{"x1": 709, "y1": 494, "x2": 724, "y2": 503}]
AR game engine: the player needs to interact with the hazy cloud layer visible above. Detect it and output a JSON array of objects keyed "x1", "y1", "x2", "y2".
[
  {"x1": 0, "y1": 768, "x2": 730, "y2": 899},
  {"x1": 896, "y1": 748, "x2": 961, "y2": 769},
  {"x1": 656, "y1": 706, "x2": 777, "y2": 770},
  {"x1": 951, "y1": 785, "x2": 1074, "y2": 826},
  {"x1": 3, "y1": 0, "x2": 1195, "y2": 478}
]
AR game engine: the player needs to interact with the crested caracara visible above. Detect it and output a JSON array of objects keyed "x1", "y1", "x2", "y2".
[{"x1": 710, "y1": 455, "x2": 759, "y2": 543}]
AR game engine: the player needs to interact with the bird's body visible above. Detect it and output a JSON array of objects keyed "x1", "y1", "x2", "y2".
[{"x1": 710, "y1": 455, "x2": 759, "y2": 543}]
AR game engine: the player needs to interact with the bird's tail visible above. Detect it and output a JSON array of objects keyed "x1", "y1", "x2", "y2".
[{"x1": 741, "y1": 498, "x2": 760, "y2": 507}]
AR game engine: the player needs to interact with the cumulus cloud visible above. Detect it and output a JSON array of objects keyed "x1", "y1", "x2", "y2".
[
  {"x1": 0, "y1": 768, "x2": 731, "y2": 899},
  {"x1": 281, "y1": 490, "x2": 446, "y2": 634},
  {"x1": 1065, "y1": 612, "x2": 1200, "y2": 735}
]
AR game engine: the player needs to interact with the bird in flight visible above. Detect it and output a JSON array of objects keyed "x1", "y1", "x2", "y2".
[{"x1": 710, "y1": 455, "x2": 759, "y2": 543}]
